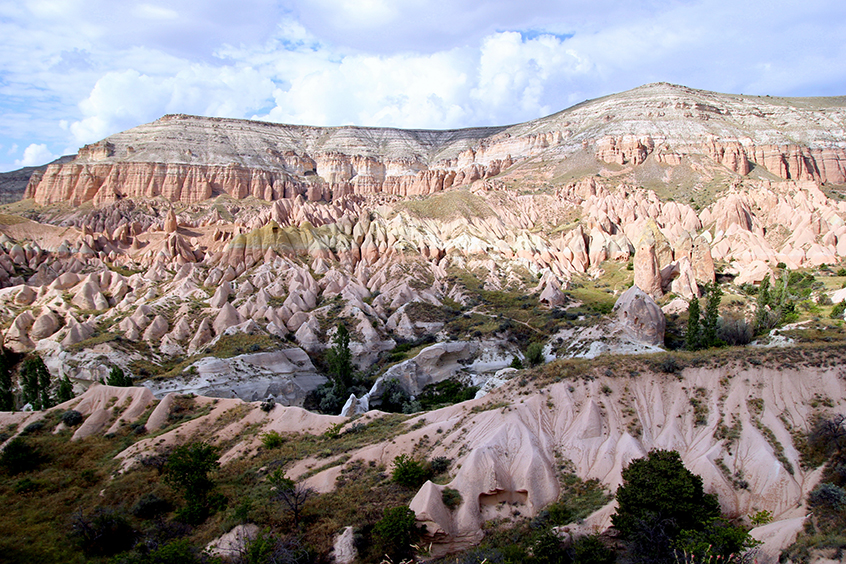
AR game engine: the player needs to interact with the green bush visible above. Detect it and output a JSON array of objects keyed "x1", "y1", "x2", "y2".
[
  {"x1": 526, "y1": 342, "x2": 545, "y2": 367},
  {"x1": 418, "y1": 379, "x2": 479, "y2": 409},
  {"x1": 0, "y1": 437, "x2": 43, "y2": 475},
  {"x1": 71, "y1": 508, "x2": 136, "y2": 556},
  {"x1": 430, "y1": 456, "x2": 451, "y2": 475},
  {"x1": 261, "y1": 430, "x2": 286, "y2": 449},
  {"x1": 831, "y1": 301, "x2": 846, "y2": 319},
  {"x1": 612, "y1": 450, "x2": 720, "y2": 539},
  {"x1": 391, "y1": 454, "x2": 431, "y2": 488},
  {"x1": 442, "y1": 487, "x2": 462, "y2": 510},
  {"x1": 61, "y1": 409, "x2": 83, "y2": 426},
  {"x1": 808, "y1": 483, "x2": 846, "y2": 512},
  {"x1": 163, "y1": 442, "x2": 222, "y2": 524},
  {"x1": 373, "y1": 505, "x2": 420, "y2": 561}
]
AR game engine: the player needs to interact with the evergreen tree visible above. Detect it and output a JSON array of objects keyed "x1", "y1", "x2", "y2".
[
  {"x1": 325, "y1": 323, "x2": 354, "y2": 389},
  {"x1": 0, "y1": 347, "x2": 14, "y2": 411},
  {"x1": 106, "y1": 365, "x2": 132, "y2": 387},
  {"x1": 754, "y1": 275, "x2": 771, "y2": 335},
  {"x1": 701, "y1": 283, "x2": 722, "y2": 348},
  {"x1": 20, "y1": 354, "x2": 52, "y2": 410},
  {"x1": 56, "y1": 376, "x2": 74, "y2": 403},
  {"x1": 685, "y1": 297, "x2": 701, "y2": 351}
]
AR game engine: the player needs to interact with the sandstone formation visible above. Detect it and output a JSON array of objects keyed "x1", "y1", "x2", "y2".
[
  {"x1": 23, "y1": 84, "x2": 846, "y2": 208},
  {"x1": 612, "y1": 285, "x2": 666, "y2": 346}
]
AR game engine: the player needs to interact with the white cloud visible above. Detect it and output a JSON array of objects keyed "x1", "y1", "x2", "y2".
[
  {"x1": 2, "y1": 0, "x2": 846, "y2": 173},
  {"x1": 132, "y1": 4, "x2": 179, "y2": 20},
  {"x1": 14, "y1": 143, "x2": 55, "y2": 167}
]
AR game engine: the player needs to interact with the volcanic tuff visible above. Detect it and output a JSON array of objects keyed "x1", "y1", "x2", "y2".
[
  {"x1": 24, "y1": 83, "x2": 846, "y2": 206},
  {"x1": 3, "y1": 82, "x2": 846, "y2": 561}
]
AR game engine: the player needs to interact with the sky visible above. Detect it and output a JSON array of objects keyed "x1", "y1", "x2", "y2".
[{"x1": 1, "y1": 0, "x2": 845, "y2": 172}]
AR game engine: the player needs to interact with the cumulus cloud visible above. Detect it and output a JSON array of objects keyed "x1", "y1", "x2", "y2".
[
  {"x1": 2, "y1": 0, "x2": 846, "y2": 172},
  {"x1": 14, "y1": 143, "x2": 55, "y2": 167}
]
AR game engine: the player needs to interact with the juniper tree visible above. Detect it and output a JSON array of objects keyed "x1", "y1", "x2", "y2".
[
  {"x1": 20, "y1": 354, "x2": 52, "y2": 410},
  {"x1": 0, "y1": 347, "x2": 14, "y2": 411},
  {"x1": 701, "y1": 283, "x2": 722, "y2": 348},
  {"x1": 685, "y1": 296, "x2": 701, "y2": 351},
  {"x1": 325, "y1": 323, "x2": 354, "y2": 389}
]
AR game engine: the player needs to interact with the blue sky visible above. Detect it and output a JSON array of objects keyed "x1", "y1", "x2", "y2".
[{"x1": 1, "y1": 0, "x2": 845, "y2": 172}]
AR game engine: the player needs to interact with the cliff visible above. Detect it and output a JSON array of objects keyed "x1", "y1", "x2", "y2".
[{"x1": 24, "y1": 83, "x2": 846, "y2": 206}]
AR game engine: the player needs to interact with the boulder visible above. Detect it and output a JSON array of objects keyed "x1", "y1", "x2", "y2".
[{"x1": 612, "y1": 285, "x2": 666, "y2": 346}]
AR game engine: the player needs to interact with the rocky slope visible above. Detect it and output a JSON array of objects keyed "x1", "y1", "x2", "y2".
[
  {"x1": 2, "y1": 348, "x2": 843, "y2": 561},
  {"x1": 1, "y1": 82, "x2": 846, "y2": 561},
  {"x1": 24, "y1": 83, "x2": 846, "y2": 207}
]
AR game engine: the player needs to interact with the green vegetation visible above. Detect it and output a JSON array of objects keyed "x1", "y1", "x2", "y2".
[
  {"x1": 163, "y1": 442, "x2": 223, "y2": 525},
  {"x1": 308, "y1": 323, "x2": 374, "y2": 414},
  {"x1": 685, "y1": 283, "x2": 724, "y2": 350},
  {"x1": 526, "y1": 341, "x2": 545, "y2": 367},
  {"x1": 783, "y1": 413, "x2": 846, "y2": 562},
  {"x1": 442, "y1": 487, "x2": 462, "y2": 510},
  {"x1": 106, "y1": 365, "x2": 132, "y2": 387},
  {"x1": 20, "y1": 354, "x2": 52, "y2": 410},
  {"x1": 391, "y1": 453, "x2": 431, "y2": 488},
  {"x1": 268, "y1": 469, "x2": 314, "y2": 529},
  {"x1": 417, "y1": 378, "x2": 479, "y2": 409},
  {"x1": 0, "y1": 347, "x2": 14, "y2": 410},
  {"x1": 613, "y1": 450, "x2": 756, "y2": 564},
  {"x1": 373, "y1": 505, "x2": 420, "y2": 561}
]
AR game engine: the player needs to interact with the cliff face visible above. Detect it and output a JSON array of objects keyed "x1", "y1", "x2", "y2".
[{"x1": 25, "y1": 83, "x2": 846, "y2": 206}]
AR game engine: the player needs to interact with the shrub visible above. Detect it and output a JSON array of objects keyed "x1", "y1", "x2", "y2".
[
  {"x1": 572, "y1": 534, "x2": 616, "y2": 564},
  {"x1": 612, "y1": 450, "x2": 721, "y2": 539},
  {"x1": 658, "y1": 356, "x2": 680, "y2": 374},
  {"x1": 442, "y1": 487, "x2": 462, "y2": 510},
  {"x1": 21, "y1": 420, "x2": 45, "y2": 435},
  {"x1": 373, "y1": 505, "x2": 420, "y2": 561},
  {"x1": 391, "y1": 454, "x2": 431, "y2": 488},
  {"x1": 268, "y1": 469, "x2": 314, "y2": 528},
  {"x1": 526, "y1": 342, "x2": 545, "y2": 367},
  {"x1": 260, "y1": 396, "x2": 275, "y2": 412},
  {"x1": 430, "y1": 456, "x2": 451, "y2": 475},
  {"x1": 831, "y1": 301, "x2": 846, "y2": 319},
  {"x1": 71, "y1": 508, "x2": 136, "y2": 556},
  {"x1": 510, "y1": 356, "x2": 524, "y2": 369},
  {"x1": 0, "y1": 437, "x2": 43, "y2": 474},
  {"x1": 750, "y1": 509, "x2": 773, "y2": 526},
  {"x1": 164, "y1": 442, "x2": 222, "y2": 524},
  {"x1": 380, "y1": 379, "x2": 414, "y2": 413},
  {"x1": 717, "y1": 315, "x2": 753, "y2": 346},
  {"x1": 62, "y1": 409, "x2": 83, "y2": 426},
  {"x1": 261, "y1": 430, "x2": 286, "y2": 449},
  {"x1": 417, "y1": 379, "x2": 479, "y2": 409},
  {"x1": 808, "y1": 483, "x2": 846, "y2": 512},
  {"x1": 131, "y1": 492, "x2": 172, "y2": 519}
]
